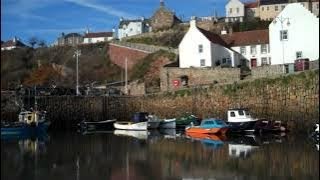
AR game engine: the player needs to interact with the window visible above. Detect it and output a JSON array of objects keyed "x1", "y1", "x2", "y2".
[
  {"x1": 261, "y1": 57, "x2": 268, "y2": 66},
  {"x1": 230, "y1": 112, "x2": 235, "y2": 117},
  {"x1": 198, "y1": 44, "x2": 203, "y2": 53},
  {"x1": 296, "y1": 51, "x2": 303, "y2": 59},
  {"x1": 238, "y1": 110, "x2": 244, "y2": 116},
  {"x1": 280, "y1": 30, "x2": 288, "y2": 40},
  {"x1": 250, "y1": 45, "x2": 257, "y2": 55},
  {"x1": 200, "y1": 59, "x2": 206, "y2": 66},
  {"x1": 269, "y1": 57, "x2": 272, "y2": 64},
  {"x1": 262, "y1": 7, "x2": 264, "y2": 11},
  {"x1": 267, "y1": 44, "x2": 270, "y2": 53},
  {"x1": 236, "y1": 7, "x2": 239, "y2": 13},
  {"x1": 275, "y1": 5, "x2": 278, "y2": 11},
  {"x1": 229, "y1": 8, "x2": 232, "y2": 14},
  {"x1": 261, "y1": 44, "x2": 267, "y2": 54},
  {"x1": 222, "y1": 58, "x2": 227, "y2": 64},
  {"x1": 281, "y1": 5, "x2": 285, "y2": 10},
  {"x1": 130, "y1": 28, "x2": 133, "y2": 31},
  {"x1": 240, "y1": 46, "x2": 246, "y2": 54},
  {"x1": 267, "y1": 6, "x2": 269, "y2": 11}
]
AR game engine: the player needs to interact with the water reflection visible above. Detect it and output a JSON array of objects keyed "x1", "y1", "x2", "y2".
[{"x1": 1, "y1": 131, "x2": 319, "y2": 180}]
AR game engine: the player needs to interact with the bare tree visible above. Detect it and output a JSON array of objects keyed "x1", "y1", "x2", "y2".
[
  {"x1": 38, "y1": 40, "x2": 47, "y2": 48},
  {"x1": 28, "y1": 37, "x2": 38, "y2": 48}
]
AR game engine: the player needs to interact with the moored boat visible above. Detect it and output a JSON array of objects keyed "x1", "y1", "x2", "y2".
[
  {"x1": 176, "y1": 114, "x2": 200, "y2": 128},
  {"x1": 254, "y1": 120, "x2": 287, "y2": 133},
  {"x1": 113, "y1": 121, "x2": 148, "y2": 131},
  {"x1": 77, "y1": 119, "x2": 116, "y2": 131},
  {"x1": 1, "y1": 110, "x2": 50, "y2": 137},
  {"x1": 226, "y1": 108, "x2": 260, "y2": 133},
  {"x1": 185, "y1": 118, "x2": 229, "y2": 135},
  {"x1": 159, "y1": 118, "x2": 176, "y2": 129}
]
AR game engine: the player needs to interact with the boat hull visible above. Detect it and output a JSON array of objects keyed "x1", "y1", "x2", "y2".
[
  {"x1": 185, "y1": 126, "x2": 228, "y2": 134},
  {"x1": 1, "y1": 121, "x2": 50, "y2": 137},
  {"x1": 78, "y1": 119, "x2": 116, "y2": 131},
  {"x1": 227, "y1": 120, "x2": 258, "y2": 133},
  {"x1": 114, "y1": 121, "x2": 148, "y2": 131},
  {"x1": 148, "y1": 121, "x2": 160, "y2": 129},
  {"x1": 159, "y1": 119, "x2": 176, "y2": 129}
]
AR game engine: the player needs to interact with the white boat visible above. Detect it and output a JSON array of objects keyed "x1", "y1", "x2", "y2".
[
  {"x1": 227, "y1": 108, "x2": 260, "y2": 133},
  {"x1": 147, "y1": 115, "x2": 161, "y2": 129},
  {"x1": 114, "y1": 130, "x2": 148, "y2": 140},
  {"x1": 159, "y1": 118, "x2": 176, "y2": 129},
  {"x1": 113, "y1": 121, "x2": 147, "y2": 131}
]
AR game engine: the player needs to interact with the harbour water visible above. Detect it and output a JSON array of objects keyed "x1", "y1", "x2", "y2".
[{"x1": 1, "y1": 130, "x2": 319, "y2": 180}]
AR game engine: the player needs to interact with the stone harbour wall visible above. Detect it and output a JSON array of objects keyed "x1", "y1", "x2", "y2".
[{"x1": 160, "y1": 67, "x2": 241, "y2": 91}]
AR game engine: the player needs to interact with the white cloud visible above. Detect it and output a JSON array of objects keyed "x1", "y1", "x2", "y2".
[{"x1": 64, "y1": 0, "x2": 137, "y2": 18}]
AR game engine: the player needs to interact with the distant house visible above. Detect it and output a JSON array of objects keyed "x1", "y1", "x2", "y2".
[
  {"x1": 245, "y1": 1, "x2": 260, "y2": 19},
  {"x1": 118, "y1": 17, "x2": 151, "y2": 40},
  {"x1": 1, "y1": 37, "x2": 27, "y2": 51},
  {"x1": 269, "y1": 3, "x2": 319, "y2": 65},
  {"x1": 150, "y1": 0, "x2": 182, "y2": 31},
  {"x1": 83, "y1": 30, "x2": 115, "y2": 44},
  {"x1": 259, "y1": 0, "x2": 319, "y2": 21},
  {"x1": 225, "y1": 0, "x2": 245, "y2": 22},
  {"x1": 179, "y1": 17, "x2": 241, "y2": 68},
  {"x1": 57, "y1": 33, "x2": 83, "y2": 46},
  {"x1": 221, "y1": 29, "x2": 271, "y2": 68}
]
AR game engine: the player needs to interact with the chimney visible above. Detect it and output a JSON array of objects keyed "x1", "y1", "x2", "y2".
[
  {"x1": 190, "y1": 16, "x2": 197, "y2": 28},
  {"x1": 228, "y1": 26, "x2": 233, "y2": 34}
]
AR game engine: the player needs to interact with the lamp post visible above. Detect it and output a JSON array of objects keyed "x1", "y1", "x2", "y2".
[
  {"x1": 273, "y1": 16, "x2": 290, "y2": 74},
  {"x1": 74, "y1": 49, "x2": 81, "y2": 96}
]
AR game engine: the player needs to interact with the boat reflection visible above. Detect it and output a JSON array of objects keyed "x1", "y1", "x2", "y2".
[
  {"x1": 227, "y1": 135, "x2": 260, "y2": 159},
  {"x1": 159, "y1": 129, "x2": 177, "y2": 139},
  {"x1": 114, "y1": 130, "x2": 148, "y2": 140},
  {"x1": 186, "y1": 132, "x2": 226, "y2": 150}
]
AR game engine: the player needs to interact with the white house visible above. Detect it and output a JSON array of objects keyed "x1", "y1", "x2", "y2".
[
  {"x1": 221, "y1": 29, "x2": 271, "y2": 68},
  {"x1": 83, "y1": 30, "x2": 115, "y2": 44},
  {"x1": 1, "y1": 37, "x2": 27, "y2": 51},
  {"x1": 269, "y1": 3, "x2": 319, "y2": 65},
  {"x1": 225, "y1": 0, "x2": 245, "y2": 22},
  {"x1": 179, "y1": 18, "x2": 241, "y2": 68},
  {"x1": 118, "y1": 17, "x2": 151, "y2": 40}
]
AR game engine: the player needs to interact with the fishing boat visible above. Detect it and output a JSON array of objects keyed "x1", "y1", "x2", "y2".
[
  {"x1": 77, "y1": 119, "x2": 116, "y2": 131},
  {"x1": 254, "y1": 120, "x2": 287, "y2": 133},
  {"x1": 133, "y1": 112, "x2": 160, "y2": 129},
  {"x1": 226, "y1": 108, "x2": 260, "y2": 133},
  {"x1": 159, "y1": 118, "x2": 176, "y2": 129},
  {"x1": 185, "y1": 118, "x2": 229, "y2": 135},
  {"x1": 113, "y1": 121, "x2": 148, "y2": 131},
  {"x1": 176, "y1": 113, "x2": 200, "y2": 128},
  {"x1": 1, "y1": 110, "x2": 50, "y2": 137}
]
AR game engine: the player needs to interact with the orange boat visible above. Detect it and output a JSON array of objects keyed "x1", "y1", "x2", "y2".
[
  {"x1": 185, "y1": 118, "x2": 229, "y2": 135},
  {"x1": 186, "y1": 132, "x2": 227, "y2": 141}
]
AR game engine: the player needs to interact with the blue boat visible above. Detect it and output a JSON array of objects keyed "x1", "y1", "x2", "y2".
[{"x1": 1, "y1": 110, "x2": 50, "y2": 138}]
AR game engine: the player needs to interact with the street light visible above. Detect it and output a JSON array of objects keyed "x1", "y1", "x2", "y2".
[
  {"x1": 273, "y1": 16, "x2": 290, "y2": 74},
  {"x1": 74, "y1": 49, "x2": 81, "y2": 96}
]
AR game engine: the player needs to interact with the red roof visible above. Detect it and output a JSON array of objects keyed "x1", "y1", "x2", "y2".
[
  {"x1": 245, "y1": 1, "x2": 259, "y2": 8},
  {"x1": 84, "y1": 32, "x2": 113, "y2": 38},
  {"x1": 198, "y1": 28, "x2": 230, "y2": 47},
  {"x1": 220, "y1": 29, "x2": 269, "y2": 46}
]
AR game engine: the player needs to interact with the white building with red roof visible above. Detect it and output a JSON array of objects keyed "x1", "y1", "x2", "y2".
[
  {"x1": 83, "y1": 30, "x2": 115, "y2": 44},
  {"x1": 179, "y1": 17, "x2": 242, "y2": 68}
]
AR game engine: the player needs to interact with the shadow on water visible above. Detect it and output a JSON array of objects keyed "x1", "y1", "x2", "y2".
[{"x1": 1, "y1": 130, "x2": 319, "y2": 180}]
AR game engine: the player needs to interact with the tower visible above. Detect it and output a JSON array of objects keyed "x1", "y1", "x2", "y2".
[{"x1": 160, "y1": 0, "x2": 164, "y2": 7}]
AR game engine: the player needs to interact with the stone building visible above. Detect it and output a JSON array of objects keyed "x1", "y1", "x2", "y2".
[
  {"x1": 150, "y1": 0, "x2": 182, "y2": 31},
  {"x1": 57, "y1": 33, "x2": 84, "y2": 46}
]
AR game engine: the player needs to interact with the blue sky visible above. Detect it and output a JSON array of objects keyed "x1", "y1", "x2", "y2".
[{"x1": 1, "y1": 0, "x2": 248, "y2": 45}]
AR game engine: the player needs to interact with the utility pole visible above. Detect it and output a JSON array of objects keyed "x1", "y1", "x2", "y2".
[
  {"x1": 125, "y1": 57, "x2": 128, "y2": 94},
  {"x1": 74, "y1": 49, "x2": 81, "y2": 95}
]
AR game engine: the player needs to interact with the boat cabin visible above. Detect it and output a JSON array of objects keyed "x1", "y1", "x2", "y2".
[
  {"x1": 227, "y1": 108, "x2": 257, "y2": 123},
  {"x1": 199, "y1": 119, "x2": 227, "y2": 128}
]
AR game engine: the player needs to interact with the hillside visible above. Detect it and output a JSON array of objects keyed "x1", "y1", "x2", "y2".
[{"x1": 1, "y1": 42, "x2": 122, "y2": 89}]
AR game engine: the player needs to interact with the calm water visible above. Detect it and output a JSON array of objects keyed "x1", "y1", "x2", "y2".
[{"x1": 1, "y1": 130, "x2": 319, "y2": 180}]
